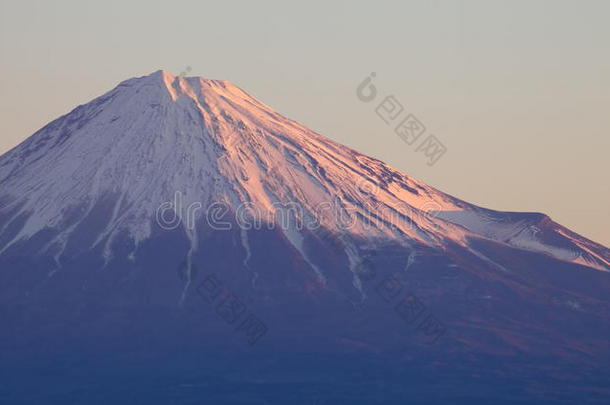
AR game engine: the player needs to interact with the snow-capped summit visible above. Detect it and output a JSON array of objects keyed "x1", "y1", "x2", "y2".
[
  {"x1": 0, "y1": 70, "x2": 606, "y2": 278},
  {"x1": 2, "y1": 72, "x2": 610, "y2": 395}
]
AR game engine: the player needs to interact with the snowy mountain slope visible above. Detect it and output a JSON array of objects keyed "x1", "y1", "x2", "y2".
[
  {"x1": 2, "y1": 71, "x2": 610, "y2": 404},
  {"x1": 0, "y1": 70, "x2": 607, "y2": 277},
  {"x1": 436, "y1": 208, "x2": 609, "y2": 271}
]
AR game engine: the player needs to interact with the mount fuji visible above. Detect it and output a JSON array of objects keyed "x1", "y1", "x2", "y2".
[{"x1": 1, "y1": 70, "x2": 609, "y2": 404}]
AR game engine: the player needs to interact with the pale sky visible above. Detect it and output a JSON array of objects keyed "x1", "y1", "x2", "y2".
[{"x1": 0, "y1": 0, "x2": 608, "y2": 246}]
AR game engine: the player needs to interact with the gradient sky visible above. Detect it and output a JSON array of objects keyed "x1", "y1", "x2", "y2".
[{"x1": 0, "y1": 0, "x2": 608, "y2": 245}]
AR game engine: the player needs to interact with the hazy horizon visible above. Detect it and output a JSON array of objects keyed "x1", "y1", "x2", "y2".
[{"x1": 1, "y1": 0, "x2": 608, "y2": 246}]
